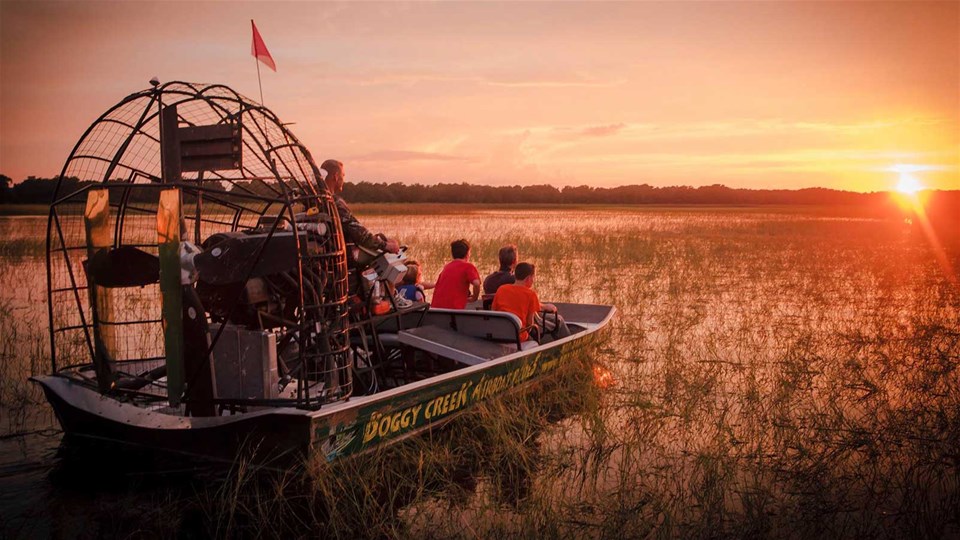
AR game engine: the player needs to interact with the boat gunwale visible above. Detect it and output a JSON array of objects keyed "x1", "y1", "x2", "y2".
[{"x1": 307, "y1": 302, "x2": 616, "y2": 420}]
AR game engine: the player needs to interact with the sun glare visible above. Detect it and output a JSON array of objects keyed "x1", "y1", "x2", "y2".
[
  {"x1": 886, "y1": 164, "x2": 954, "y2": 286},
  {"x1": 592, "y1": 365, "x2": 616, "y2": 389},
  {"x1": 895, "y1": 173, "x2": 924, "y2": 195},
  {"x1": 888, "y1": 164, "x2": 941, "y2": 195},
  {"x1": 889, "y1": 164, "x2": 931, "y2": 214}
]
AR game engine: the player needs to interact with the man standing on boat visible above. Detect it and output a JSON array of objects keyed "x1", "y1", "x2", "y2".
[{"x1": 320, "y1": 159, "x2": 400, "y2": 254}]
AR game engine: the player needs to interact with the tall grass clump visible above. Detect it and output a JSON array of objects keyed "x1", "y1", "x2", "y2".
[
  {"x1": 0, "y1": 216, "x2": 55, "y2": 440},
  {"x1": 185, "y1": 350, "x2": 603, "y2": 539}
]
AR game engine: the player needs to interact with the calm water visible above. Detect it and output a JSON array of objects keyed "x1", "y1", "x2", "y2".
[{"x1": 1, "y1": 206, "x2": 957, "y2": 538}]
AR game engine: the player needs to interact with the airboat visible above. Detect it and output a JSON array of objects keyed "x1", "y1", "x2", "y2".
[{"x1": 32, "y1": 81, "x2": 615, "y2": 462}]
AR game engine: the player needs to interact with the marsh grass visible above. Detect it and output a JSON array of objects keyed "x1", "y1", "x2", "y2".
[
  {"x1": 0, "y1": 310, "x2": 50, "y2": 438},
  {"x1": 0, "y1": 238, "x2": 44, "y2": 261},
  {"x1": 1, "y1": 206, "x2": 958, "y2": 538},
  {"x1": 190, "y1": 351, "x2": 602, "y2": 539}
]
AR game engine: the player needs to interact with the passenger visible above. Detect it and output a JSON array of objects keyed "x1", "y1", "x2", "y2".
[
  {"x1": 431, "y1": 239, "x2": 481, "y2": 309},
  {"x1": 491, "y1": 262, "x2": 570, "y2": 342},
  {"x1": 483, "y1": 244, "x2": 518, "y2": 294},
  {"x1": 396, "y1": 260, "x2": 434, "y2": 302},
  {"x1": 320, "y1": 159, "x2": 400, "y2": 254}
]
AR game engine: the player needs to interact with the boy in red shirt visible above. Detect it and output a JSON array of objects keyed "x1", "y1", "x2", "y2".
[{"x1": 431, "y1": 239, "x2": 481, "y2": 309}]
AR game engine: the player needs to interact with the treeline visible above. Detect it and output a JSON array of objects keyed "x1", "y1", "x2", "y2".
[
  {"x1": 342, "y1": 181, "x2": 889, "y2": 206},
  {"x1": 0, "y1": 174, "x2": 953, "y2": 209},
  {"x1": 1, "y1": 175, "x2": 96, "y2": 204},
  {"x1": 1, "y1": 175, "x2": 247, "y2": 204}
]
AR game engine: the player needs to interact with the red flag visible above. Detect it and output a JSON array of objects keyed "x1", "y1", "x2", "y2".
[{"x1": 251, "y1": 20, "x2": 276, "y2": 72}]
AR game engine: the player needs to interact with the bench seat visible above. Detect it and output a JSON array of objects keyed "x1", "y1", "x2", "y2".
[{"x1": 398, "y1": 324, "x2": 537, "y2": 366}]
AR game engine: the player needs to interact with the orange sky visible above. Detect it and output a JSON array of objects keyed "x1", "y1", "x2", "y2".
[{"x1": 1, "y1": 1, "x2": 957, "y2": 191}]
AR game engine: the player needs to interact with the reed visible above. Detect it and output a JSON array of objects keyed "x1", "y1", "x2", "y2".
[{"x1": 1, "y1": 205, "x2": 957, "y2": 538}]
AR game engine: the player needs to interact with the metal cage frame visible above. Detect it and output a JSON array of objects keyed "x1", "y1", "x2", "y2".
[{"x1": 45, "y1": 81, "x2": 352, "y2": 410}]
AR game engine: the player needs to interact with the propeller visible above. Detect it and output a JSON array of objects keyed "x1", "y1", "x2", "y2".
[
  {"x1": 83, "y1": 189, "x2": 116, "y2": 393},
  {"x1": 157, "y1": 188, "x2": 216, "y2": 414},
  {"x1": 157, "y1": 188, "x2": 184, "y2": 405}
]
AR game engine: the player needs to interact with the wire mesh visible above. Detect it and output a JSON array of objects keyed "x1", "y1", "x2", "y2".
[{"x1": 46, "y1": 81, "x2": 350, "y2": 408}]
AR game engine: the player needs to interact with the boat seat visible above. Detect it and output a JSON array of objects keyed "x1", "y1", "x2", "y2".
[
  {"x1": 423, "y1": 308, "x2": 533, "y2": 349},
  {"x1": 398, "y1": 326, "x2": 521, "y2": 366}
]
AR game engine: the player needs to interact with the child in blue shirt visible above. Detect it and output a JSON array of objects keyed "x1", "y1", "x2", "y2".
[{"x1": 397, "y1": 260, "x2": 433, "y2": 302}]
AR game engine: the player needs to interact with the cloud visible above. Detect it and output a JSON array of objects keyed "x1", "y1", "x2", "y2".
[
  {"x1": 524, "y1": 116, "x2": 952, "y2": 145},
  {"x1": 580, "y1": 123, "x2": 628, "y2": 137},
  {"x1": 560, "y1": 148, "x2": 956, "y2": 173},
  {"x1": 314, "y1": 68, "x2": 624, "y2": 89},
  {"x1": 550, "y1": 123, "x2": 628, "y2": 139},
  {"x1": 322, "y1": 71, "x2": 473, "y2": 87},
  {"x1": 348, "y1": 150, "x2": 472, "y2": 163},
  {"x1": 619, "y1": 117, "x2": 952, "y2": 142},
  {"x1": 482, "y1": 73, "x2": 625, "y2": 88}
]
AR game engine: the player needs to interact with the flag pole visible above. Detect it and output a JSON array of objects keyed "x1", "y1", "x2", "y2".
[
  {"x1": 253, "y1": 19, "x2": 265, "y2": 105},
  {"x1": 255, "y1": 53, "x2": 265, "y2": 105}
]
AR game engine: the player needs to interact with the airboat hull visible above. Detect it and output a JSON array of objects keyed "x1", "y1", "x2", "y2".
[
  {"x1": 33, "y1": 375, "x2": 313, "y2": 462},
  {"x1": 34, "y1": 304, "x2": 614, "y2": 463}
]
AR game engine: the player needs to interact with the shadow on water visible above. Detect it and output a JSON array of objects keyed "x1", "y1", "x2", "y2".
[{"x1": 2, "y1": 433, "x2": 235, "y2": 538}]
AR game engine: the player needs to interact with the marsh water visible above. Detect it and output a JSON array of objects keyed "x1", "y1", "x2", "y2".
[{"x1": 1, "y1": 205, "x2": 958, "y2": 538}]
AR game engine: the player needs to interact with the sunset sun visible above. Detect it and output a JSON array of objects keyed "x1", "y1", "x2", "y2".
[
  {"x1": 889, "y1": 164, "x2": 933, "y2": 196},
  {"x1": 895, "y1": 173, "x2": 924, "y2": 195}
]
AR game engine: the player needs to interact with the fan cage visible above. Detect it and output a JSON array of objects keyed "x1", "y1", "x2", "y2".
[{"x1": 45, "y1": 81, "x2": 352, "y2": 410}]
